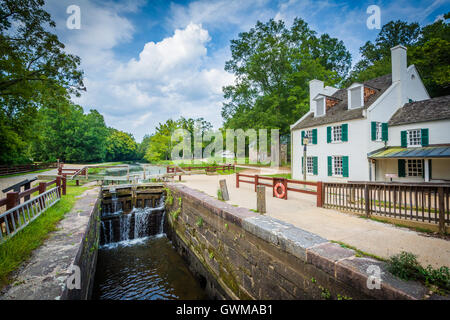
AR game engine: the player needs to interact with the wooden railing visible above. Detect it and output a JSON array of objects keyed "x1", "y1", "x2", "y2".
[
  {"x1": 235, "y1": 172, "x2": 322, "y2": 206},
  {"x1": 323, "y1": 182, "x2": 450, "y2": 233},
  {"x1": 0, "y1": 177, "x2": 66, "y2": 241},
  {"x1": 167, "y1": 164, "x2": 235, "y2": 174},
  {"x1": 0, "y1": 176, "x2": 66, "y2": 212},
  {"x1": 0, "y1": 162, "x2": 57, "y2": 176},
  {"x1": 0, "y1": 186, "x2": 61, "y2": 242}
]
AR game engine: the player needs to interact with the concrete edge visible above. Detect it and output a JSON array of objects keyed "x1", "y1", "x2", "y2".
[{"x1": 166, "y1": 183, "x2": 445, "y2": 300}]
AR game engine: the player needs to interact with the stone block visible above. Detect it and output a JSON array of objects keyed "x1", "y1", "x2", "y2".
[
  {"x1": 335, "y1": 257, "x2": 428, "y2": 300},
  {"x1": 306, "y1": 242, "x2": 355, "y2": 276}
]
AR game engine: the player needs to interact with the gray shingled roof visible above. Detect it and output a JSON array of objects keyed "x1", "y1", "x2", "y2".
[
  {"x1": 388, "y1": 95, "x2": 450, "y2": 126},
  {"x1": 291, "y1": 74, "x2": 392, "y2": 130}
]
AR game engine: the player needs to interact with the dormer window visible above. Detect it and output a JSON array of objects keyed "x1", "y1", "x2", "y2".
[
  {"x1": 315, "y1": 96, "x2": 325, "y2": 117},
  {"x1": 347, "y1": 83, "x2": 363, "y2": 109}
]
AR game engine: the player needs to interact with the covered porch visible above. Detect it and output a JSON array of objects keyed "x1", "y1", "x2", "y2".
[{"x1": 368, "y1": 146, "x2": 450, "y2": 183}]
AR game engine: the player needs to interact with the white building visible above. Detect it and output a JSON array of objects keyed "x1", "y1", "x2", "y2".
[{"x1": 290, "y1": 45, "x2": 450, "y2": 183}]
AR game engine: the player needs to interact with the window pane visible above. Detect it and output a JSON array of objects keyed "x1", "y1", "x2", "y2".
[
  {"x1": 407, "y1": 129, "x2": 421, "y2": 147},
  {"x1": 407, "y1": 159, "x2": 423, "y2": 177},
  {"x1": 333, "y1": 156, "x2": 343, "y2": 176}
]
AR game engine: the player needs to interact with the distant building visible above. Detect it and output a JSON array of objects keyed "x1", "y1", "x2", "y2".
[{"x1": 290, "y1": 45, "x2": 450, "y2": 183}]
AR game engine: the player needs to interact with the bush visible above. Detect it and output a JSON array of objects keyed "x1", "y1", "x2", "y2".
[
  {"x1": 388, "y1": 251, "x2": 450, "y2": 293},
  {"x1": 388, "y1": 252, "x2": 422, "y2": 281}
]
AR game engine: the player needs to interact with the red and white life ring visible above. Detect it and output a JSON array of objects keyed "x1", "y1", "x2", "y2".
[{"x1": 274, "y1": 182, "x2": 286, "y2": 199}]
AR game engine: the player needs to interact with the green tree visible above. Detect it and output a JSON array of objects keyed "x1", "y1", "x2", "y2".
[
  {"x1": 0, "y1": 0, "x2": 84, "y2": 100},
  {"x1": 31, "y1": 98, "x2": 108, "y2": 163},
  {"x1": 222, "y1": 18, "x2": 351, "y2": 136},
  {"x1": 0, "y1": 0, "x2": 84, "y2": 164},
  {"x1": 144, "y1": 119, "x2": 180, "y2": 163},
  {"x1": 105, "y1": 129, "x2": 138, "y2": 161},
  {"x1": 345, "y1": 16, "x2": 450, "y2": 97}
]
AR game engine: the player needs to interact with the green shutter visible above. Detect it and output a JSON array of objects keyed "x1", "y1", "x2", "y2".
[
  {"x1": 342, "y1": 156, "x2": 349, "y2": 177},
  {"x1": 398, "y1": 159, "x2": 406, "y2": 177},
  {"x1": 421, "y1": 128, "x2": 429, "y2": 146},
  {"x1": 382, "y1": 123, "x2": 388, "y2": 141},
  {"x1": 313, "y1": 156, "x2": 318, "y2": 175},
  {"x1": 312, "y1": 129, "x2": 317, "y2": 144},
  {"x1": 327, "y1": 126, "x2": 331, "y2": 143},
  {"x1": 371, "y1": 122, "x2": 376, "y2": 141},
  {"x1": 301, "y1": 131, "x2": 305, "y2": 145},
  {"x1": 342, "y1": 124, "x2": 348, "y2": 141},
  {"x1": 401, "y1": 131, "x2": 407, "y2": 147},
  {"x1": 327, "y1": 156, "x2": 332, "y2": 176}
]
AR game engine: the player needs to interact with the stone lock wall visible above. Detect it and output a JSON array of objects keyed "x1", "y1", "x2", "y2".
[
  {"x1": 165, "y1": 183, "x2": 431, "y2": 300},
  {"x1": 61, "y1": 190, "x2": 101, "y2": 300}
]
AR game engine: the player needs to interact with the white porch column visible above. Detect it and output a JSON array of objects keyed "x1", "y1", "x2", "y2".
[{"x1": 424, "y1": 159, "x2": 430, "y2": 182}]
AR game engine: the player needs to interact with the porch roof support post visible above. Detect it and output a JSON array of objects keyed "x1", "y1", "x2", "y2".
[{"x1": 424, "y1": 159, "x2": 430, "y2": 182}]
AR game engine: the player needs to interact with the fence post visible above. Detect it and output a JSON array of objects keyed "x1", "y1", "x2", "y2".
[
  {"x1": 236, "y1": 172, "x2": 240, "y2": 188},
  {"x1": 438, "y1": 187, "x2": 445, "y2": 235},
  {"x1": 219, "y1": 179, "x2": 230, "y2": 201},
  {"x1": 316, "y1": 182, "x2": 323, "y2": 207},
  {"x1": 62, "y1": 176, "x2": 67, "y2": 196},
  {"x1": 38, "y1": 182, "x2": 46, "y2": 195},
  {"x1": 56, "y1": 176, "x2": 62, "y2": 197},
  {"x1": 6, "y1": 192, "x2": 19, "y2": 230},
  {"x1": 257, "y1": 185, "x2": 266, "y2": 214},
  {"x1": 254, "y1": 174, "x2": 259, "y2": 192},
  {"x1": 6, "y1": 192, "x2": 19, "y2": 210},
  {"x1": 24, "y1": 181, "x2": 31, "y2": 201},
  {"x1": 364, "y1": 183, "x2": 370, "y2": 217}
]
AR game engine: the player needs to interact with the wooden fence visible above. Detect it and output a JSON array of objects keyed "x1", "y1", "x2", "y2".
[
  {"x1": 0, "y1": 162, "x2": 57, "y2": 176},
  {"x1": 167, "y1": 164, "x2": 235, "y2": 174},
  {"x1": 235, "y1": 172, "x2": 322, "y2": 206},
  {"x1": 323, "y1": 182, "x2": 450, "y2": 233}
]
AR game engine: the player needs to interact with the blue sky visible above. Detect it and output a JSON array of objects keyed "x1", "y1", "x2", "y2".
[{"x1": 44, "y1": 0, "x2": 450, "y2": 142}]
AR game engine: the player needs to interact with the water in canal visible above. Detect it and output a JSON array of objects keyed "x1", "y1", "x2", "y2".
[{"x1": 93, "y1": 195, "x2": 208, "y2": 300}]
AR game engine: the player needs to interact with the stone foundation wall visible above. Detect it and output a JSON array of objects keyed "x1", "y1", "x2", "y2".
[{"x1": 165, "y1": 183, "x2": 432, "y2": 300}]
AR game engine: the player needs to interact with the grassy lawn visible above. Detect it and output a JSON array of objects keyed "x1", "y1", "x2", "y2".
[
  {"x1": 261, "y1": 173, "x2": 292, "y2": 179},
  {"x1": 0, "y1": 184, "x2": 88, "y2": 288}
]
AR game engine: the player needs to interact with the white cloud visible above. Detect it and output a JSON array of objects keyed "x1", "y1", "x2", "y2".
[
  {"x1": 113, "y1": 23, "x2": 211, "y2": 81},
  {"x1": 72, "y1": 21, "x2": 234, "y2": 140}
]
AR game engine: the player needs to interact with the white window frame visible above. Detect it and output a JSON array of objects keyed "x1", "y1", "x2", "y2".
[
  {"x1": 375, "y1": 122, "x2": 383, "y2": 141},
  {"x1": 331, "y1": 125, "x2": 342, "y2": 143},
  {"x1": 333, "y1": 156, "x2": 343, "y2": 176},
  {"x1": 315, "y1": 97, "x2": 325, "y2": 117},
  {"x1": 305, "y1": 129, "x2": 313, "y2": 145},
  {"x1": 347, "y1": 84, "x2": 364, "y2": 109},
  {"x1": 306, "y1": 156, "x2": 314, "y2": 174},
  {"x1": 407, "y1": 159, "x2": 423, "y2": 177},
  {"x1": 407, "y1": 129, "x2": 421, "y2": 147}
]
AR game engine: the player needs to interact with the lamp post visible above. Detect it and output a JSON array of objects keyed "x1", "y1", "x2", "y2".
[{"x1": 303, "y1": 137, "x2": 309, "y2": 182}]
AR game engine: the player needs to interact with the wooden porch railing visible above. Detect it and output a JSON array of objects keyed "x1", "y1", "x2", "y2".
[{"x1": 323, "y1": 182, "x2": 450, "y2": 233}]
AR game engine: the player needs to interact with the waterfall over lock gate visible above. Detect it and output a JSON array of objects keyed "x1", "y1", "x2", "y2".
[{"x1": 100, "y1": 194, "x2": 165, "y2": 246}]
